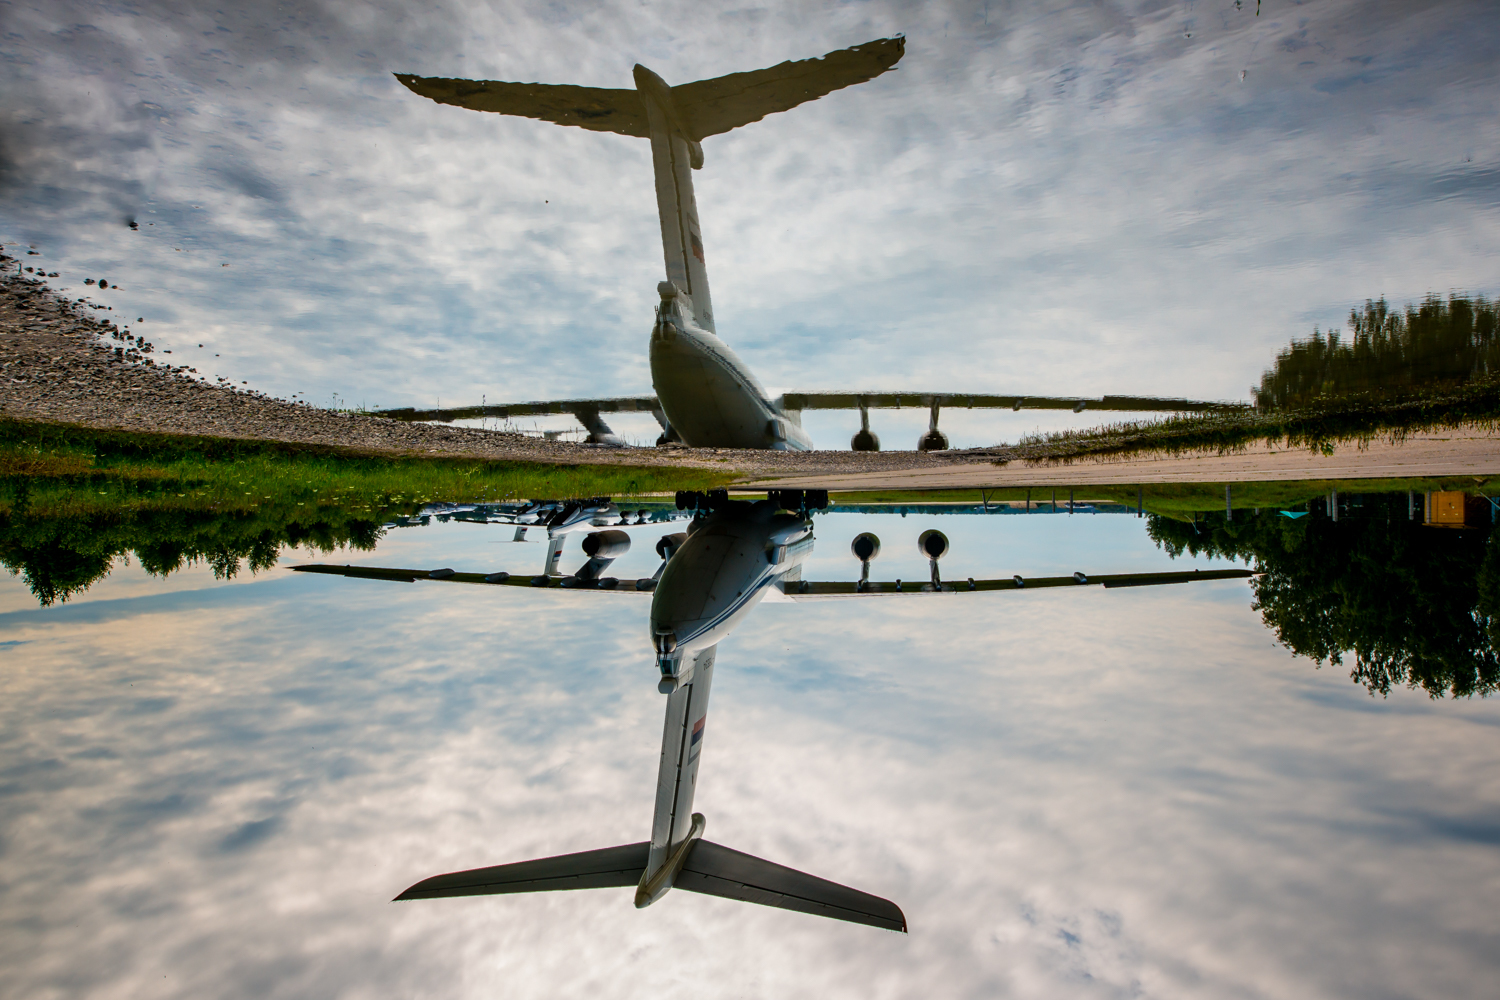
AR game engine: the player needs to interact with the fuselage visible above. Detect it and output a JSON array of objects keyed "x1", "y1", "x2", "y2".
[
  {"x1": 649, "y1": 499, "x2": 813, "y2": 675},
  {"x1": 649, "y1": 291, "x2": 814, "y2": 451}
]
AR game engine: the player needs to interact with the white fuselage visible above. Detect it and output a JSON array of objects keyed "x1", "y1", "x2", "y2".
[
  {"x1": 637, "y1": 500, "x2": 813, "y2": 898},
  {"x1": 650, "y1": 501, "x2": 813, "y2": 668},
  {"x1": 636, "y1": 65, "x2": 814, "y2": 452},
  {"x1": 649, "y1": 293, "x2": 814, "y2": 451}
]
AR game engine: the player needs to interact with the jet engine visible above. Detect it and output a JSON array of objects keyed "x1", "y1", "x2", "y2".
[
  {"x1": 916, "y1": 529, "x2": 948, "y2": 560},
  {"x1": 917, "y1": 428, "x2": 949, "y2": 451},
  {"x1": 917, "y1": 529, "x2": 948, "y2": 590},
  {"x1": 582, "y1": 529, "x2": 631, "y2": 560},
  {"x1": 917, "y1": 398, "x2": 949, "y2": 451},
  {"x1": 655, "y1": 532, "x2": 689, "y2": 561},
  {"x1": 568, "y1": 529, "x2": 632, "y2": 583}
]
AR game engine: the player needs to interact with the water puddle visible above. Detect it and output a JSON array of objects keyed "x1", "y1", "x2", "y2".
[{"x1": 3, "y1": 485, "x2": 1498, "y2": 997}]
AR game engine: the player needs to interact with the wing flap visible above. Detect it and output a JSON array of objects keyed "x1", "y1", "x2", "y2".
[
  {"x1": 395, "y1": 842, "x2": 650, "y2": 900},
  {"x1": 677, "y1": 840, "x2": 906, "y2": 932},
  {"x1": 394, "y1": 75, "x2": 650, "y2": 137},
  {"x1": 672, "y1": 37, "x2": 905, "y2": 140}
]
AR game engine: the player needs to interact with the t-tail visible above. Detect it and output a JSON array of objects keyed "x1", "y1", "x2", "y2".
[
  {"x1": 392, "y1": 642, "x2": 906, "y2": 932},
  {"x1": 396, "y1": 36, "x2": 904, "y2": 339}
]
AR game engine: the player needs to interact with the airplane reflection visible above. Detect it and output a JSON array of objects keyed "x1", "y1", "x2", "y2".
[{"x1": 292, "y1": 491, "x2": 1254, "y2": 930}]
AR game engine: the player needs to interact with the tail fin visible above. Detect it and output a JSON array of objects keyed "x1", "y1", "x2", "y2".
[{"x1": 394, "y1": 837, "x2": 906, "y2": 932}]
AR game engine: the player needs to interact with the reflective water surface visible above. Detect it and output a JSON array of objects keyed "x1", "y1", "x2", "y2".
[{"x1": 4, "y1": 496, "x2": 1499, "y2": 998}]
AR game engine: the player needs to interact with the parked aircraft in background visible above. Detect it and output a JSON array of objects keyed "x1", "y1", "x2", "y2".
[
  {"x1": 294, "y1": 490, "x2": 1253, "y2": 930},
  {"x1": 384, "y1": 38, "x2": 1246, "y2": 452}
]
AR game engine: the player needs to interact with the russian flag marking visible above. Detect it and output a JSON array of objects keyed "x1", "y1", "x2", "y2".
[{"x1": 691, "y1": 716, "x2": 706, "y2": 746}]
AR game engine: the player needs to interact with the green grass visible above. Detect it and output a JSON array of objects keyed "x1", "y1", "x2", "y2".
[
  {"x1": 0, "y1": 417, "x2": 734, "y2": 518},
  {"x1": 807, "y1": 479, "x2": 1493, "y2": 516}
]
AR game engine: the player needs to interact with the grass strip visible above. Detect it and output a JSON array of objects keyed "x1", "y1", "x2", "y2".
[{"x1": 0, "y1": 417, "x2": 733, "y2": 517}]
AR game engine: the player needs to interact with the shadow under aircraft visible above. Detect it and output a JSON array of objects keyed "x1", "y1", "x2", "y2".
[
  {"x1": 379, "y1": 38, "x2": 1245, "y2": 452},
  {"x1": 294, "y1": 489, "x2": 1253, "y2": 931}
]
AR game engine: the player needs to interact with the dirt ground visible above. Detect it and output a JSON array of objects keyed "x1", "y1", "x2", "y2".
[{"x1": 743, "y1": 432, "x2": 1500, "y2": 490}]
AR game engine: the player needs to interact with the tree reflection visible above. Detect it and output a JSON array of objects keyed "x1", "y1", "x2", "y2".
[
  {"x1": 0, "y1": 487, "x2": 384, "y2": 606},
  {"x1": 1148, "y1": 501, "x2": 1500, "y2": 698},
  {"x1": 1253, "y1": 294, "x2": 1500, "y2": 409}
]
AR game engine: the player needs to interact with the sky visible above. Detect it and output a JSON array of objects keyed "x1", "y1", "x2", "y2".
[
  {"x1": 3, "y1": 0, "x2": 1499, "y2": 448},
  {"x1": 3, "y1": 514, "x2": 1499, "y2": 998}
]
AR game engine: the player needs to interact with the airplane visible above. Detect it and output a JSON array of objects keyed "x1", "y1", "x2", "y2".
[
  {"x1": 293, "y1": 489, "x2": 1255, "y2": 931},
  {"x1": 382, "y1": 38, "x2": 1247, "y2": 452}
]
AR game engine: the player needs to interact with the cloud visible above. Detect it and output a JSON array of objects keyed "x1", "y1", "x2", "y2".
[
  {"x1": 2, "y1": 0, "x2": 1498, "y2": 443},
  {"x1": 3, "y1": 515, "x2": 1500, "y2": 997}
]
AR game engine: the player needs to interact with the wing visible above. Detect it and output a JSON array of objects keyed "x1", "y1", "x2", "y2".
[
  {"x1": 393, "y1": 75, "x2": 650, "y2": 137},
  {"x1": 372, "y1": 392, "x2": 1246, "y2": 424},
  {"x1": 777, "y1": 392, "x2": 1249, "y2": 413},
  {"x1": 291, "y1": 564, "x2": 1254, "y2": 596},
  {"x1": 291, "y1": 563, "x2": 659, "y2": 591},
  {"x1": 373, "y1": 395, "x2": 660, "y2": 424},
  {"x1": 671, "y1": 37, "x2": 906, "y2": 140},
  {"x1": 783, "y1": 567, "x2": 1256, "y2": 599}
]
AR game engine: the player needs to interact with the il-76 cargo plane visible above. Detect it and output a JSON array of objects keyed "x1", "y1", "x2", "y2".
[
  {"x1": 295, "y1": 490, "x2": 1254, "y2": 931},
  {"x1": 383, "y1": 38, "x2": 1244, "y2": 451}
]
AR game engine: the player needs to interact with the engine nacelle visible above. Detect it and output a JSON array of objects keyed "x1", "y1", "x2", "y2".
[
  {"x1": 851, "y1": 428, "x2": 881, "y2": 451},
  {"x1": 917, "y1": 429, "x2": 949, "y2": 452},
  {"x1": 917, "y1": 529, "x2": 949, "y2": 560},
  {"x1": 582, "y1": 529, "x2": 631, "y2": 560},
  {"x1": 851, "y1": 532, "x2": 881, "y2": 562},
  {"x1": 655, "y1": 532, "x2": 689, "y2": 561}
]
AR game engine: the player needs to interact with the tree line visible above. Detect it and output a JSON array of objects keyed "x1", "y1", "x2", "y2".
[{"x1": 1253, "y1": 294, "x2": 1500, "y2": 409}]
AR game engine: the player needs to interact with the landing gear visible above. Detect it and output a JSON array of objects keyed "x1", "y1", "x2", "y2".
[
  {"x1": 676, "y1": 489, "x2": 828, "y2": 514},
  {"x1": 675, "y1": 488, "x2": 729, "y2": 512},
  {"x1": 767, "y1": 489, "x2": 829, "y2": 512}
]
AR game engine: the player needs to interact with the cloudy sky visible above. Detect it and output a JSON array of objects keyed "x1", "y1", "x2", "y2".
[
  {"x1": 3, "y1": 514, "x2": 1499, "y2": 998},
  {"x1": 3, "y1": 0, "x2": 1498, "y2": 446}
]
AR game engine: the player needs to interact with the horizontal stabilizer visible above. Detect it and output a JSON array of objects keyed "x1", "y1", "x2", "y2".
[
  {"x1": 393, "y1": 838, "x2": 905, "y2": 931},
  {"x1": 673, "y1": 37, "x2": 905, "y2": 140},
  {"x1": 677, "y1": 840, "x2": 907, "y2": 933},
  {"x1": 395, "y1": 37, "x2": 903, "y2": 142},
  {"x1": 394, "y1": 76, "x2": 650, "y2": 137},
  {"x1": 394, "y1": 842, "x2": 648, "y2": 900}
]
